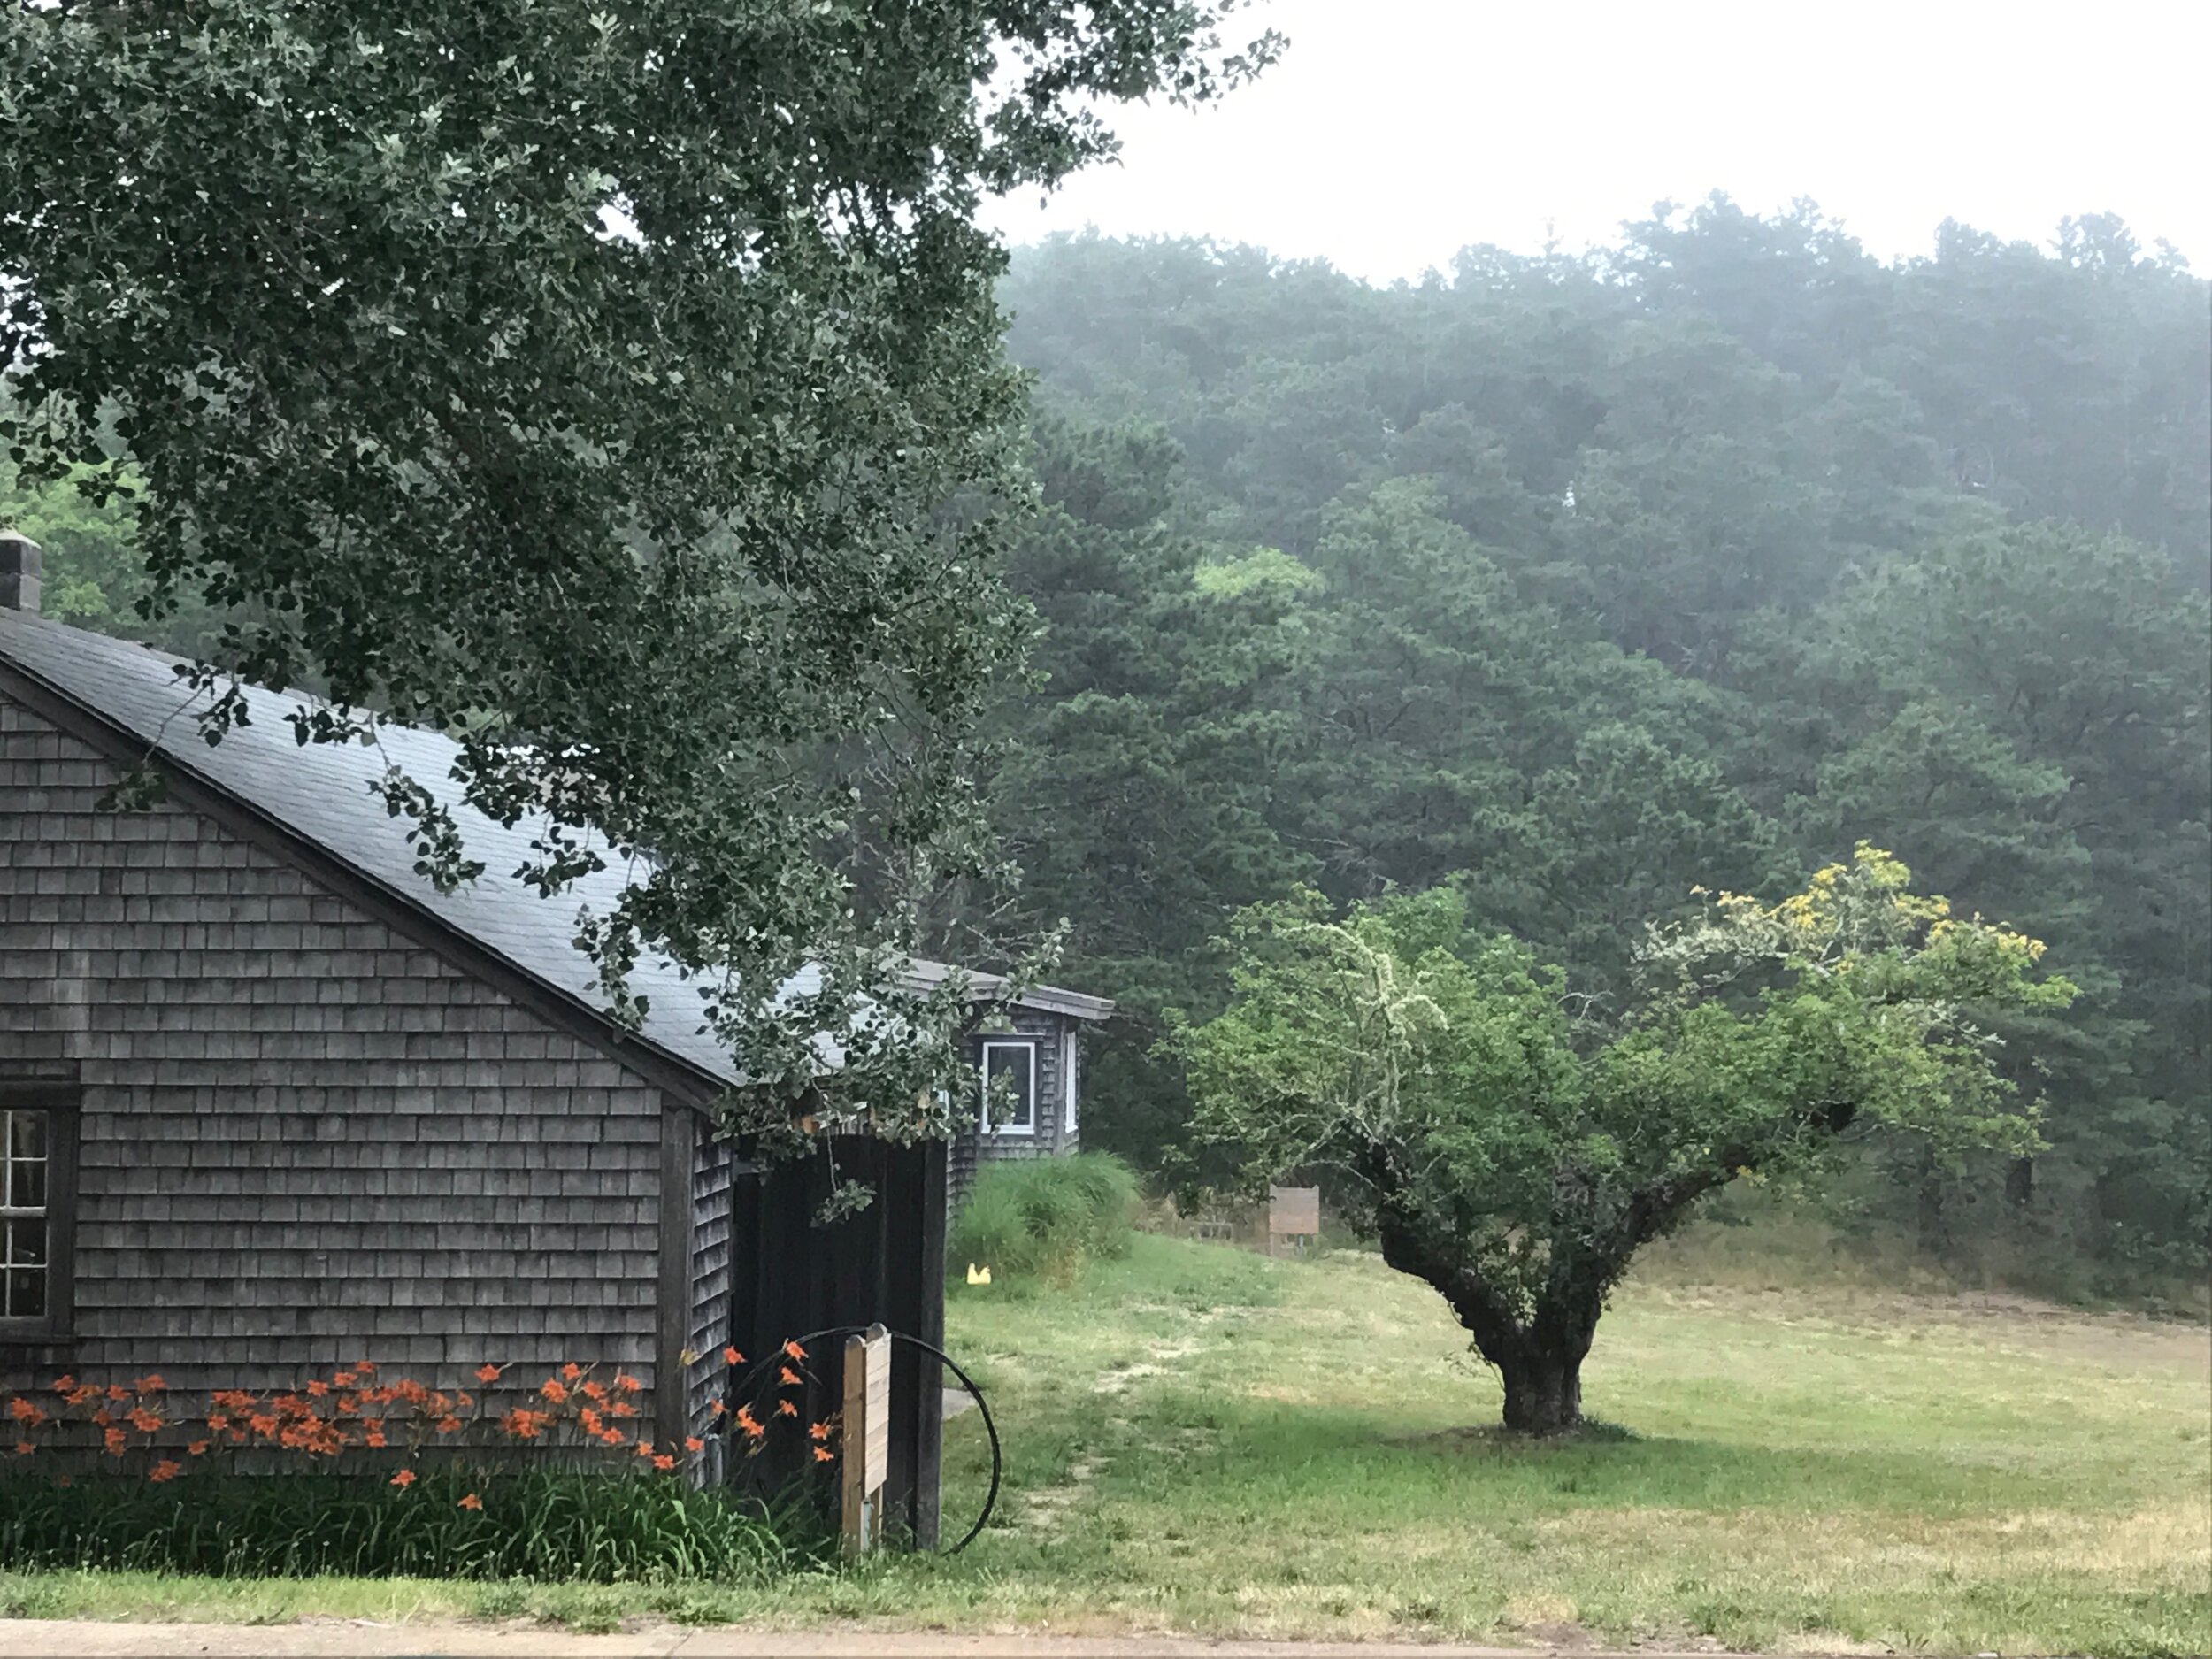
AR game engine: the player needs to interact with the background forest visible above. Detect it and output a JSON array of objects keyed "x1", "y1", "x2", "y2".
[
  {"x1": 8, "y1": 196, "x2": 2206, "y2": 1296},
  {"x1": 980, "y1": 198, "x2": 2210, "y2": 1296}
]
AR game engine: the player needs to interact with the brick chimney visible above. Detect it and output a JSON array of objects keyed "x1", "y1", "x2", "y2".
[{"x1": 0, "y1": 532, "x2": 40, "y2": 613}]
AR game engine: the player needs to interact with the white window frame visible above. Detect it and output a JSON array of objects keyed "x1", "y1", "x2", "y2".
[
  {"x1": 979, "y1": 1040, "x2": 1037, "y2": 1137},
  {"x1": 1062, "y1": 1028, "x2": 1079, "y2": 1141}
]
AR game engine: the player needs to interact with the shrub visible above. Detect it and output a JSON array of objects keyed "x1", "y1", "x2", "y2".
[
  {"x1": 950, "y1": 1153, "x2": 1141, "y2": 1286},
  {"x1": 0, "y1": 1463, "x2": 803, "y2": 1582}
]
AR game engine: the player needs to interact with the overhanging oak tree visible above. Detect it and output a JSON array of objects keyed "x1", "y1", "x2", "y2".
[
  {"x1": 1173, "y1": 846, "x2": 2076, "y2": 1433},
  {"x1": 0, "y1": 2, "x2": 1277, "y2": 1130}
]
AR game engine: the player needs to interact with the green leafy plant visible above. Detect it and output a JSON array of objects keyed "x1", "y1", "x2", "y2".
[
  {"x1": 0, "y1": 1464, "x2": 808, "y2": 1584},
  {"x1": 950, "y1": 1153, "x2": 1142, "y2": 1286}
]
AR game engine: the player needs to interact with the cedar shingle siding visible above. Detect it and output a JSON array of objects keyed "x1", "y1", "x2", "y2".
[{"x1": 0, "y1": 694, "x2": 680, "y2": 1404}]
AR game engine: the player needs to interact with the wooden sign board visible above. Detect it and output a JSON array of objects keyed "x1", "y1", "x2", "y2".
[
  {"x1": 841, "y1": 1324, "x2": 892, "y2": 1556},
  {"x1": 1268, "y1": 1185, "x2": 1320, "y2": 1234},
  {"x1": 1268, "y1": 1185, "x2": 1320, "y2": 1256}
]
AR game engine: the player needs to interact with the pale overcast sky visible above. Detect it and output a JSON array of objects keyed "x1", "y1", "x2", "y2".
[{"x1": 981, "y1": 0, "x2": 2212, "y2": 281}]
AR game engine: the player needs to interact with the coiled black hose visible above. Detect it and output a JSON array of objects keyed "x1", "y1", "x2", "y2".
[{"x1": 725, "y1": 1323, "x2": 1002, "y2": 1555}]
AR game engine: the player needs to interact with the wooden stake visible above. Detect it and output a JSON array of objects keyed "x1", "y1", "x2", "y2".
[{"x1": 841, "y1": 1323, "x2": 891, "y2": 1556}]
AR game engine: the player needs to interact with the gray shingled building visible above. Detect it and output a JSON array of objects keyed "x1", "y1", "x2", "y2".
[{"x1": 0, "y1": 533, "x2": 1106, "y2": 1523}]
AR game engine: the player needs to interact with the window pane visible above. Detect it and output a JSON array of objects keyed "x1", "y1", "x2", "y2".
[
  {"x1": 984, "y1": 1045, "x2": 1034, "y2": 1130},
  {"x1": 6, "y1": 1110, "x2": 43, "y2": 1162},
  {"x1": 7, "y1": 1158, "x2": 43, "y2": 1212},
  {"x1": 5, "y1": 1265, "x2": 45, "y2": 1320},
  {"x1": 6, "y1": 1217, "x2": 43, "y2": 1268}
]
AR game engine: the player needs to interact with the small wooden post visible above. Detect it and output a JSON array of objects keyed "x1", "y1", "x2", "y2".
[{"x1": 841, "y1": 1322, "x2": 892, "y2": 1556}]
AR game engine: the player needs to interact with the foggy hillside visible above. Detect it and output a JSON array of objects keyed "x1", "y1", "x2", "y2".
[{"x1": 986, "y1": 198, "x2": 2211, "y2": 1293}]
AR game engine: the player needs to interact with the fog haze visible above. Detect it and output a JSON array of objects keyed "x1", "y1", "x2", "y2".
[{"x1": 982, "y1": 0, "x2": 2212, "y2": 277}]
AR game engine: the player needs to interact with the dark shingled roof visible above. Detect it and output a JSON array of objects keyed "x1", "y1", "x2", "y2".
[{"x1": 0, "y1": 610, "x2": 1111, "y2": 1088}]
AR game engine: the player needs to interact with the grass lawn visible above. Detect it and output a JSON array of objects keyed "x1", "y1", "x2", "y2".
[{"x1": 4, "y1": 1233, "x2": 2207, "y2": 1655}]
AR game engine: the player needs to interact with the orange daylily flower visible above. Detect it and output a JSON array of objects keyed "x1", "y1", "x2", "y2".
[
  {"x1": 12, "y1": 1441, "x2": 31, "y2": 1456},
  {"x1": 580, "y1": 1379, "x2": 607, "y2": 1402},
  {"x1": 684, "y1": 1436, "x2": 704, "y2": 1454},
  {"x1": 436, "y1": 1414, "x2": 463, "y2": 1433},
  {"x1": 614, "y1": 1373, "x2": 642, "y2": 1394},
  {"x1": 102, "y1": 1427, "x2": 127, "y2": 1455},
  {"x1": 305, "y1": 1379, "x2": 329, "y2": 1398},
  {"x1": 722, "y1": 1347, "x2": 742, "y2": 1367},
  {"x1": 561, "y1": 1363, "x2": 582, "y2": 1382},
  {"x1": 188, "y1": 1440, "x2": 211, "y2": 1456},
  {"x1": 458, "y1": 1493, "x2": 483, "y2": 1512},
  {"x1": 474, "y1": 1364, "x2": 502, "y2": 1385},
  {"x1": 634, "y1": 1440, "x2": 654, "y2": 1458},
  {"x1": 149, "y1": 1459, "x2": 181, "y2": 1483},
  {"x1": 812, "y1": 1446, "x2": 834, "y2": 1463},
  {"x1": 540, "y1": 1379, "x2": 568, "y2": 1404},
  {"x1": 389, "y1": 1468, "x2": 416, "y2": 1488},
  {"x1": 333, "y1": 1371, "x2": 356, "y2": 1387},
  {"x1": 781, "y1": 1340, "x2": 807, "y2": 1363},
  {"x1": 778, "y1": 1366, "x2": 803, "y2": 1388},
  {"x1": 808, "y1": 1421, "x2": 831, "y2": 1442},
  {"x1": 651, "y1": 1454, "x2": 675, "y2": 1472},
  {"x1": 775, "y1": 1400, "x2": 797, "y2": 1418}
]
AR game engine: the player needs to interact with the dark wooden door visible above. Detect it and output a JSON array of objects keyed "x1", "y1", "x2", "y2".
[{"x1": 725, "y1": 1135, "x2": 947, "y2": 1548}]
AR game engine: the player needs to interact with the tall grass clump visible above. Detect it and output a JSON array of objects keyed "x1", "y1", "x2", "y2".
[
  {"x1": 0, "y1": 1465, "x2": 807, "y2": 1584},
  {"x1": 950, "y1": 1153, "x2": 1141, "y2": 1286}
]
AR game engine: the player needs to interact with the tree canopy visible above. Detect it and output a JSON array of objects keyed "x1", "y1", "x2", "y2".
[
  {"x1": 0, "y1": 2, "x2": 1277, "y2": 1135},
  {"x1": 1175, "y1": 850, "x2": 2076, "y2": 1432}
]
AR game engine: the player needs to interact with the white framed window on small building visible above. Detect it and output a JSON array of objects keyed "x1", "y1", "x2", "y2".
[{"x1": 979, "y1": 1040, "x2": 1037, "y2": 1136}]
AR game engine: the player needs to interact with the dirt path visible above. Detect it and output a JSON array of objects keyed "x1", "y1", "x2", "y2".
[{"x1": 0, "y1": 1620, "x2": 1770, "y2": 1658}]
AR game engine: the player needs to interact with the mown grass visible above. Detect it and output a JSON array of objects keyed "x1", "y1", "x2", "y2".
[{"x1": 4, "y1": 1231, "x2": 2206, "y2": 1654}]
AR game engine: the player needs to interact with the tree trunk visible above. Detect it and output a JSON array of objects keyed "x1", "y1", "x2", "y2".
[
  {"x1": 1499, "y1": 1349, "x2": 1585, "y2": 1436},
  {"x1": 1915, "y1": 1146, "x2": 1951, "y2": 1257}
]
